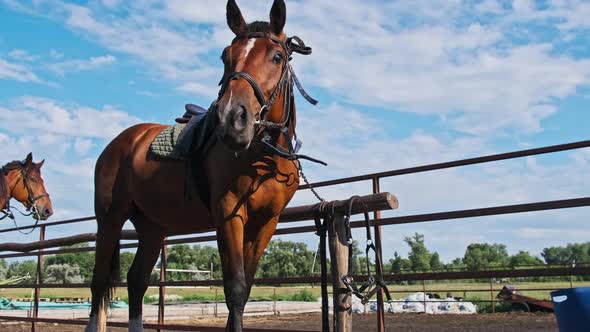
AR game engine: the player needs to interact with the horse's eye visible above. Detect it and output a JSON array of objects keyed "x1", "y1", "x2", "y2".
[{"x1": 272, "y1": 53, "x2": 283, "y2": 64}]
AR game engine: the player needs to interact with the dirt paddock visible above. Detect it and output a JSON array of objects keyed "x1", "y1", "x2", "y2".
[{"x1": 3, "y1": 312, "x2": 558, "y2": 331}]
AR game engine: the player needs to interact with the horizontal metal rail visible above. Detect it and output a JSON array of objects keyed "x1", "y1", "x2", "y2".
[
  {"x1": 2, "y1": 267, "x2": 587, "y2": 289},
  {"x1": 299, "y1": 139, "x2": 590, "y2": 189},
  {"x1": 0, "y1": 316, "x2": 316, "y2": 332}
]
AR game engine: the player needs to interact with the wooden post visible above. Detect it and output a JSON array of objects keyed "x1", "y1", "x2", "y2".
[{"x1": 328, "y1": 215, "x2": 352, "y2": 332}]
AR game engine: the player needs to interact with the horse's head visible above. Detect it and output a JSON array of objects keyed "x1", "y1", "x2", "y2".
[
  {"x1": 5, "y1": 153, "x2": 53, "y2": 220},
  {"x1": 216, "y1": 0, "x2": 289, "y2": 151}
]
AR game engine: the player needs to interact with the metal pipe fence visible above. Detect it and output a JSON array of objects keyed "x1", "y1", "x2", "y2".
[{"x1": 1, "y1": 139, "x2": 590, "y2": 331}]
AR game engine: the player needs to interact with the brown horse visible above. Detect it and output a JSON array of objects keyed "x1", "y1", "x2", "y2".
[
  {"x1": 86, "y1": 1, "x2": 317, "y2": 331},
  {"x1": 1, "y1": 153, "x2": 53, "y2": 222}
]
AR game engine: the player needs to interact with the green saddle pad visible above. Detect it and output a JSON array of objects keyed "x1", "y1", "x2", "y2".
[{"x1": 149, "y1": 123, "x2": 187, "y2": 160}]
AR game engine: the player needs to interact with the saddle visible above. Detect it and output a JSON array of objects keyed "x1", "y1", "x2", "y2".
[
  {"x1": 148, "y1": 102, "x2": 218, "y2": 208},
  {"x1": 175, "y1": 104, "x2": 209, "y2": 124}
]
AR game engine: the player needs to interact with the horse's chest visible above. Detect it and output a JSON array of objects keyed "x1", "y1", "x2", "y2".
[{"x1": 239, "y1": 165, "x2": 298, "y2": 218}]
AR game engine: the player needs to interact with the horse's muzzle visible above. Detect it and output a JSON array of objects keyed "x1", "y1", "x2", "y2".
[{"x1": 217, "y1": 104, "x2": 255, "y2": 151}]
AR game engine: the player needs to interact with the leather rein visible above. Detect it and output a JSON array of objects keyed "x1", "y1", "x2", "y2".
[{"x1": 216, "y1": 32, "x2": 326, "y2": 166}]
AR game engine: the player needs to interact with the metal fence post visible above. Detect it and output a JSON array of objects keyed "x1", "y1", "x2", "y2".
[
  {"x1": 422, "y1": 280, "x2": 427, "y2": 314},
  {"x1": 372, "y1": 177, "x2": 385, "y2": 332},
  {"x1": 490, "y1": 279, "x2": 495, "y2": 313},
  {"x1": 32, "y1": 225, "x2": 45, "y2": 332},
  {"x1": 273, "y1": 288, "x2": 277, "y2": 315},
  {"x1": 214, "y1": 288, "x2": 218, "y2": 317},
  {"x1": 157, "y1": 242, "x2": 167, "y2": 332}
]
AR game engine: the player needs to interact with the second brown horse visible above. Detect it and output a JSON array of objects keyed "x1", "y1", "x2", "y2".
[{"x1": 86, "y1": 1, "x2": 312, "y2": 331}]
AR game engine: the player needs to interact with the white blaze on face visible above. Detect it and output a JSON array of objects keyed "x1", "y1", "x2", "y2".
[
  {"x1": 244, "y1": 38, "x2": 257, "y2": 60},
  {"x1": 236, "y1": 38, "x2": 257, "y2": 72}
]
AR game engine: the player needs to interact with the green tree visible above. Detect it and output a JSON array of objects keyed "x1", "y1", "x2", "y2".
[
  {"x1": 44, "y1": 264, "x2": 84, "y2": 284},
  {"x1": 463, "y1": 243, "x2": 508, "y2": 270},
  {"x1": 7, "y1": 260, "x2": 37, "y2": 280},
  {"x1": 257, "y1": 240, "x2": 314, "y2": 278},
  {"x1": 445, "y1": 257, "x2": 466, "y2": 271},
  {"x1": 163, "y1": 244, "x2": 221, "y2": 281},
  {"x1": 166, "y1": 244, "x2": 198, "y2": 281},
  {"x1": 44, "y1": 243, "x2": 94, "y2": 282},
  {"x1": 388, "y1": 251, "x2": 409, "y2": 274},
  {"x1": 508, "y1": 251, "x2": 544, "y2": 268},
  {"x1": 192, "y1": 245, "x2": 221, "y2": 279},
  {"x1": 0, "y1": 259, "x2": 7, "y2": 280},
  {"x1": 542, "y1": 243, "x2": 590, "y2": 266},
  {"x1": 404, "y1": 233, "x2": 432, "y2": 272},
  {"x1": 120, "y1": 251, "x2": 135, "y2": 280},
  {"x1": 429, "y1": 252, "x2": 443, "y2": 271}
]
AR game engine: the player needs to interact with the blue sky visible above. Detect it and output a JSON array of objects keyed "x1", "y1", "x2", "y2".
[{"x1": 1, "y1": 0, "x2": 590, "y2": 262}]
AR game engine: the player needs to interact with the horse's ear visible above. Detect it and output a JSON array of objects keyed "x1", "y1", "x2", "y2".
[
  {"x1": 269, "y1": 0, "x2": 286, "y2": 35},
  {"x1": 227, "y1": 0, "x2": 247, "y2": 35},
  {"x1": 25, "y1": 153, "x2": 33, "y2": 168},
  {"x1": 36, "y1": 159, "x2": 45, "y2": 169}
]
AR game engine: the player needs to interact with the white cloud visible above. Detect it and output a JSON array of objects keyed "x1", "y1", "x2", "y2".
[
  {"x1": 8, "y1": 0, "x2": 587, "y2": 137},
  {"x1": 49, "y1": 49, "x2": 64, "y2": 59},
  {"x1": 0, "y1": 57, "x2": 40, "y2": 82},
  {"x1": 0, "y1": 96, "x2": 142, "y2": 139},
  {"x1": 48, "y1": 54, "x2": 116, "y2": 76},
  {"x1": 8, "y1": 49, "x2": 39, "y2": 62},
  {"x1": 73, "y1": 138, "x2": 93, "y2": 155},
  {"x1": 178, "y1": 81, "x2": 219, "y2": 99}
]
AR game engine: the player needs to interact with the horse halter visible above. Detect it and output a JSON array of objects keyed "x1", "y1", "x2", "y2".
[
  {"x1": 216, "y1": 32, "x2": 326, "y2": 166},
  {"x1": 217, "y1": 32, "x2": 317, "y2": 128}
]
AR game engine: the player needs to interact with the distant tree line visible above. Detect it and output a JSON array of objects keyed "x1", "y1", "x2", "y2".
[{"x1": 1, "y1": 234, "x2": 589, "y2": 284}]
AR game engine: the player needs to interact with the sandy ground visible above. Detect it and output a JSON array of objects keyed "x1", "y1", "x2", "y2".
[{"x1": 2, "y1": 312, "x2": 558, "y2": 331}]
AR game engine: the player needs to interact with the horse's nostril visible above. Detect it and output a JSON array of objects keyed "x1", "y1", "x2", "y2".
[{"x1": 239, "y1": 106, "x2": 248, "y2": 121}]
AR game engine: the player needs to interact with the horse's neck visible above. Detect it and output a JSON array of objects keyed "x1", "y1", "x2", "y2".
[{"x1": 0, "y1": 171, "x2": 10, "y2": 209}]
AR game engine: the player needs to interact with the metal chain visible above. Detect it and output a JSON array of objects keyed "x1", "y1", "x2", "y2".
[{"x1": 297, "y1": 163, "x2": 325, "y2": 202}]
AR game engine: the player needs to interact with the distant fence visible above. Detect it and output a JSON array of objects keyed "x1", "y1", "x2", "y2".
[{"x1": 1, "y1": 139, "x2": 590, "y2": 332}]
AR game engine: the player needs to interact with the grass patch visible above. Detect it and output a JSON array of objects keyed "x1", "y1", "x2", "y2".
[{"x1": 288, "y1": 289, "x2": 316, "y2": 302}]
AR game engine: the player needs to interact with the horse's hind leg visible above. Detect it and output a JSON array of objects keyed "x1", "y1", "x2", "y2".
[
  {"x1": 127, "y1": 219, "x2": 165, "y2": 332},
  {"x1": 86, "y1": 212, "x2": 127, "y2": 332}
]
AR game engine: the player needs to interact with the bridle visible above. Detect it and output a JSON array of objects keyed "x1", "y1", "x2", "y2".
[
  {"x1": 1, "y1": 164, "x2": 48, "y2": 224},
  {"x1": 216, "y1": 32, "x2": 326, "y2": 165}
]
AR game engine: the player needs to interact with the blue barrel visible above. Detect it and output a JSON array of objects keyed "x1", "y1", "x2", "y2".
[{"x1": 551, "y1": 287, "x2": 590, "y2": 332}]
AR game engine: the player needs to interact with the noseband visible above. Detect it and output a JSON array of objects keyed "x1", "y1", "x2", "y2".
[{"x1": 216, "y1": 32, "x2": 325, "y2": 165}]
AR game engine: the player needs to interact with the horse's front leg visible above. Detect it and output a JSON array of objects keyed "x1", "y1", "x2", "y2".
[
  {"x1": 216, "y1": 206, "x2": 248, "y2": 332},
  {"x1": 243, "y1": 216, "x2": 280, "y2": 296}
]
